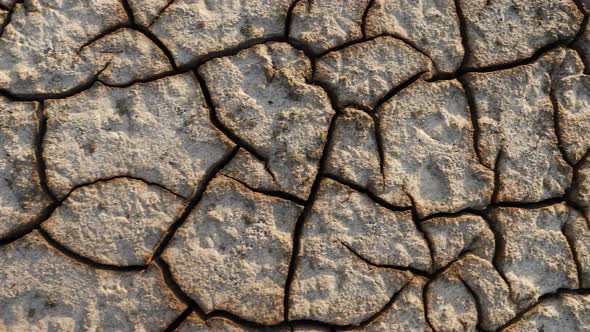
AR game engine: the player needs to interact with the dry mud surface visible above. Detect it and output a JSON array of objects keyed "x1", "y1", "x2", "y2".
[{"x1": 1, "y1": 0, "x2": 590, "y2": 331}]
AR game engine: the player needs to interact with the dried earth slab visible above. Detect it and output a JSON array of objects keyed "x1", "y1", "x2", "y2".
[
  {"x1": 464, "y1": 49, "x2": 581, "y2": 203},
  {"x1": 0, "y1": 0, "x2": 128, "y2": 95},
  {"x1": 43, "y1": 73, "x2": 234, "y2": 199},
  {"x1": 288, "y1": 0, "x2": 370, "y2": 54},
  {"x1": 491, "y1": 204, "x2": 579, "y2": 308},
  {"x1": 0, "y1": 97, "x2": 53, "y2": 239},
  {"x1": 458, "y1": 0, "x2": 583, "y2": 69},
  {"x1": 0, "y1": 231, "x2": 184, "y2": 331},
  {"x1": 162, "y1": 176, "x2": 301, "y2": 325},
  {"x1": 374, "y1": 79, "x2": 494, "y2": 217},
  {"x1": 42, "y1": 178, "x2": 185, "y2": 266},
  {"x1": 288, "y1": 179, "x2": 416, "y2": 325},
  {"x1": 148, "y1": 0, "x2": 291, "y2": 66},
  {"x1": 199, "y1": 42, "x2": 334, "y2": 200},
  {"x1": 325, "y1": 108, "x2": 381, "y2": 189},
  {"x1": 314, "y1": 36, "x2": 432, "y2": 109},
  {"x1": 364, "y1": 0, "x2": 463, "y2": 74}
]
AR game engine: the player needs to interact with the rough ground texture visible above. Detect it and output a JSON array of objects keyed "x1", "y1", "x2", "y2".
[{"x1": 0, "y1": 0, "x2": 589, "y2": 331}]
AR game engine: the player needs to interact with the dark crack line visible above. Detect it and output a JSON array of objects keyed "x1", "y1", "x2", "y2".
[
  {"x1": 148, "y1": 0, "x2": 175, "y2": 28},
  {"x1": 120, "y1": 0, "x2": 135, "y2": 24},
  {"x1": 457, "y1": 77, "x2": 493, "y2": 171},
  {"x1": 0, "y1": 0, "x2": 17, "y2": 38},
  {"x1": 194, "y1": 70, "x2": 270, "y2": 163},
  {"x1": 0, "y1": 63, "x2": 109, "y2": 102},
  {"x1": 76, "y1": 23, "x2": 178, "y2": 70},
  {"x1": 324, "y1": 174, "x2": 412, "y2": 212},
  {"x1": 163, "y1": 306, "x2": 193, "y2": 332},
  {"x1": 562, "y1": 221, "x2": 584, "y2": 289},
  {"x1": 452, "y1": 0, "x2": 470, "y2": 73},
  {"x1": 284, "y1": 0, "x2": 301, "y2": 38},
  {"x1": 340, "y1": 241, "x2": 430, "y2": 277},
  {"x1": 62, "y1": 175, "x2": 186, "y2": 200},
  {"x1": 549, "y1": 84, "x2": 575, "y2": 167},
  {"x1": 148, "y1": 146, "x2": 239, "y2": 261},
  {"x1": 360, "y1": 0, "x2": 375, "y2": 39},
  {"x1": 314, "y1": 33, "x2": 435, "y2": 65},
  {"x1": 480, "y1": 212, "x2": 513, "y2": 296},
  {"x1": 220, "y1": 174, "x2": 305, "y2": 206},
  {"x1": 0, "y1": 174, "x2": 185, "y2": 251},
  {"x1": 457, "y1": 275, "x2": 492, "y2": 332},
  {"x1": 495, "y1": 288, "x2": 590, "y2": 332},
  {"x1": 38, "y1": 228, "x2": 147, "y2": 271},
  {"x1": 338, "y1": 279, "x2": 414, "y2": 331},
  {"x1": 490, "y1": 149, "x2": 503, "y2": 204},
  {"x1": 283, "y1": 110, "x2": 339, "y2": 321},
  {"x1": 370, "y1": 70, "x2": 429, "y2": 113},
  {"x1": 0, "y1": 201, "x2": 59, "y2": 248},
  {"x1": 35, "y1": 101, "x2": 58, "y2": 203}
]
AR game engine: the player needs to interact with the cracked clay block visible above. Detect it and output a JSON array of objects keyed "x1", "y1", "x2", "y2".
[
  {"x1": 553, "y1": 74, "x2": 590, "y2": 165},
  {"x1": 288, "y1": 0, "x2": 370, "y2": 55},
  {"x1": 464, "y1": 55, "x2": 574, "y2": 203},
  {"x1": 79, "y1": 28, "x2": 174, "y2": 86},
  {"x1": 0, "y1": 0, "x2": 128, "y2": 95},
  {"x1": 149, "y1": 0, "x2": 291, "y2": 66},
  {"x1": 491, "y1": 204, "x2": 579, "y2": 308},
  {"x1": 162, "y1": 176, "x2": 301, "y2": 325},
  {"x1": 458, "y1": 0, "x2": 583, "y2": 69},
  {"x1": 314, "y1": 36, "x2": 432, "y2": 109},
  {"x1": 325, "y1": 108, "x2": 381, "y2": 189},
  {"x1": 42, "y1": 178, "x2": 185, "y2": 266},
  {"x1": 0, "y1": 231, "x2": 184, "y2": 331},
  {"x1": 375, "y1": 79, "x2": 494, "y2": 217},
  {"x1": 199, "y1": 42, "x2": 334, "y2": 200},
  {"x1": 43, "y1": 73, "x2": 234, "y2": 199},
  {"x1": 0, "y1": 97, "x2": 52, "y2": 239},
  {"x1": 364, "y1": 0, "x2": 463, "y2": 75},
  {"x1": 289, "y1": 179, "x2": 415, "y2": 325}
]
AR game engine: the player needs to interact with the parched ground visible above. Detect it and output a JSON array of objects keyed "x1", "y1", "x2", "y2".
[{"x1": 1, "y1": 0, "x2": 590, "y2": 331}]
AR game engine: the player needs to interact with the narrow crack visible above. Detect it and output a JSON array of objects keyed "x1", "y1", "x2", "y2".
[
  {"x1": 324, "y1": 174, "x2": 412, "y2": 212},
  {"x1": 148, "y1": 146, "x2": 239, "y2": 261},
  {"x1": 38, "y1": 228, "x2": 147, "y2": 271},
  {"x1": 549, "y1": 83, "x2": 575, "y2": 167},
  {"x1": 163, "y1": 306, "x2": 193, "y2": 332},
  {"x1": 457, "y1": 77, "x2": 493, "y2": 171},
  {"x1": 495, "y1": 288, "x2": 590, "y2": 332},
  {"x1": 283, "y1": 110, "x2": 338, "y2": 321},
  {"x1": 314, "y1": 33, "x2": 435, "y2": 65},
  {"x1": 452, "y1": 0, "x2": 470, "y2": 73},
  {"x1": 220, "y1": 174, "x2": 305, "y2": 206},
  {"x1": 340, "y1": 241, "x2": 430, "y2": 277},
  {"x1": 195, "y1": 70, "x2": 269, "y2": 163},
  {"x1": 360, "y1": 0, "x2": 375, "y2": 39},
  {"x1": 147, "y1": 0, "x2": 175, "y2": 28},
  {"x1": 34, "y1": 101, "x2": 58, "y2": 203},
  {"x1": 284, "y1": 0, "x2": 301, "y2": 38},
  {"x1": 120, "y1": 0, "x2": 135, "y2": 24},
  {"x1": 561, "y1": 218, "x2": 584, "y2": 289}
]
